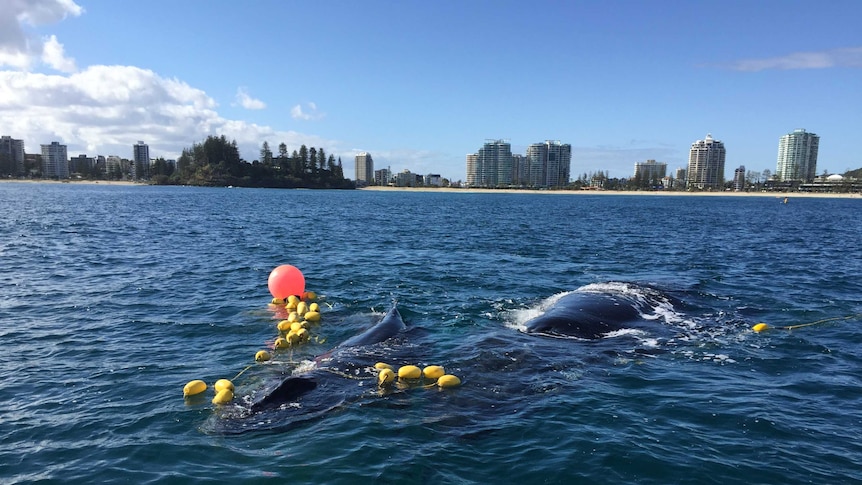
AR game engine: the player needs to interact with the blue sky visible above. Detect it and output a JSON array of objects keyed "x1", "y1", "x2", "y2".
[{"x1": 2, "y1": 0, "x2": 860, "y2": 181}]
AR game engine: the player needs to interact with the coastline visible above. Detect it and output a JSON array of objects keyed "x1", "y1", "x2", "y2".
[
  {"x1": 0, "y1": 178, "x2": 143, "y2": 186},
  {"x1": 360, "y1": 185, "x2": 862, "y2": 199},
  {"x1": 2, "y1": 179, "x2": 858, "y2": 199}
]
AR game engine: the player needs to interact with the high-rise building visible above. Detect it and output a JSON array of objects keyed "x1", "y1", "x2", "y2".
[
  {"x1": 466, "y1": 139, "x2": 512, "y2": 188},
  {"x1": 70, "y1": 154, "x2": 95, "y2": 174},
  {"x1": 776, "y1": 129, "x2": 819, "y2": 183},
  {"x1": 355, "y1": 152, "x2": 373, "y2": 185},
  {"x1": 0, "y1": 135, "x2": 26, "y2": 176},
  {"x1": 733, "y1": 165, "x2": 746, "y2": 191},
  {"x1": 633, "y1": 160, "x2": 667, "y2": 184},
  {"x1": 525, "y1": 140, "x2": 572, "y2": 188},
  {"x1": 41, "y1": 142, "x2": 69, "y2": 178},
  {"x1": 374, "y1": 167, "x2": 391, "y2": 186},
  {"x1": 106, "y1": 155, "x2": 125, "y2": 178},
  {"x1": 133, "y1": 141, "x2": 150, "y2": 179},
  {"x1": 686, "y1": 133, "x2": 725, "y2": 190},
  {"x1": 465, "y1": 153, "x2": 479, "y2": 187}
]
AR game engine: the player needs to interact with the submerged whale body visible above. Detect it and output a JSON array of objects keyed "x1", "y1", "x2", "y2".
[
  {"x1": 523, "y1": 283, "x2": 675, "y2": 339},
  {"x1": 214, "y1": 306, "x2": 407, "y2": 434}
]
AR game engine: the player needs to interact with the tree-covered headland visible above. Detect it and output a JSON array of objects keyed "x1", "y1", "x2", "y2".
[{"x1": 153, "y1": 135, "x2": 354, "y2": 189}]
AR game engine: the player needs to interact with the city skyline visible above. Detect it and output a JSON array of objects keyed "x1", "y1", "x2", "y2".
[{"x1": 1, "y1": 1, "x2": 861, "y2": 181}]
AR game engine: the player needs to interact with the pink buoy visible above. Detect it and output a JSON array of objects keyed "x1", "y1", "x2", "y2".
[{"x1": 267, "y1": 265, "x2": 305, "y2": 299}]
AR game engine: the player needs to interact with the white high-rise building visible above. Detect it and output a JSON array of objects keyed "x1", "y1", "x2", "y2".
[
  {"x1": 525, "y1": 140, "x2": 572, "y2": 188},
  {"x1": 776, "y1": 129, "x2": 819, "y2": 183},
  {"x1": 355, "y1": 152, "x2": 373, "y2": 185},
  {"x1": 465, "y1": 153, "x2": 479, "y2": 187},
  {"x1": 466, "y1": 139, "x2": 512, "y2": 188},
  {"x1": 41, "y1": 142, "x2": 69, "y2": 178},
  {"x1": 686, "y1": 134, "x2": 725, "y2": 190}
]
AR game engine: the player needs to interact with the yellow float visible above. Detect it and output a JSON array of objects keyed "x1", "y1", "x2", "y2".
[
  {"x1": 214, "y1": 379, "x2": 234, "y2": 393},
  {"x1": 398, "y1": 365, "x2": 422, "y2": 380},
  {"x1": 296, "y1": 301, "x2": 308, "y2": 317},
  {"x1": 212, "y1": 388, "x2": 234, "y2": 404},
  {"x1": 378, "y1": 368, "x2": 395, "y2": 385},
  {"x1": 422, "y1": 365, "x2": 445, "y2": 380},
  {"x1": 183, "y1": 379, "x2": 207, "y2": 397},
  {"x1": 437, "y1": 375, "x2": 461, "y2": 388},
  {"x1": 255, "y1": 350, "x2": 271, "y2": 362}
]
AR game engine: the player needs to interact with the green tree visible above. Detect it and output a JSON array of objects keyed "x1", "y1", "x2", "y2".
[{"x1": 260, "y1": 141, "x2": 273, "y2": 166}]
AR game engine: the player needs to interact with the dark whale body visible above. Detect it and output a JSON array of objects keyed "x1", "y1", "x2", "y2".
[
  {"x1": 211, "y1": 306, "x2": 409, "y2": 434},
  {"x1": 249, "y1": 306, "x2": 406, "y2": 413},
  {"x1": 523, "y1": 283, "x2": 674, "y2": 339}
]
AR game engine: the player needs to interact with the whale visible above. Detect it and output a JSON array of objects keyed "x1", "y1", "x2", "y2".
[
  {"x1": 250, "y1": 305, "x2": 406, "y2": 413},
  {"x1": 210, "y1": 305, "x2": 411, "y2": 434},
  {"x1": 522, "y1": 282, "x2": 677, "y2": 339}
]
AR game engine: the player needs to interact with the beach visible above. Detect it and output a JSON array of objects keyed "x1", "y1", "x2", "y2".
[
  {"x1": 360, "y1": 185, "x2": 862, "y2": 198},
  {"x1": 3, "y1": 178, "x2": 858, "y2": 198}
]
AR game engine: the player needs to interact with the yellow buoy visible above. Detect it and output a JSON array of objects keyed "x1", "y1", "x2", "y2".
[
  {"x1": 183, "y1": 379, "x2": 207, "y2": 397},
  {"x1": 255, "y1": 350, "x2": 271, "y2": 362},
  {"x1": 287, "y1": 312, "x2": 299, "y2": 323},
  {"x1": 752, "y1": 323, "x2": 769, "y2": 333},
  {"x1": 274, "y1": 337, "x2": 289, "y2": 349},
  {"x1": 290, "y1": 321, "x2": 306, "y2": 332},
  {"x1": 286, "y1": 331, "x2": 300, "y2": 345},
  {"x1": 309, "y1": 302, "x2": 320, "y2": 313},
  {"x1": 378, "y1": 368, "x2": 395, "y2": 385},
  {"x1": 398, "y1": 365, "x2": 422, "y2": 380},
  {"x1": 277, "y1": 320, "x2": 292, "y2": 332},
  {"x1": 296, "y1": 327, "x2": 309, "y2": 342},
  {"x1": 285, "y1": 295, "x2": 299, "y2": 310},
  {"x1": 296, "y1": 301, "x2": 308, "y2": 317},
  {"x1": 212, "y1": 388, "x2": 234, "y2": 405},
  {"x1": 304, "y1": 311, "x2": 321, "y2": 323},
  {"x1": 214, "y1": 379, "x2": 234, "y2": 393},
  {"x1": 374, "y1": 362, "x2": 393, "y2": 370},
  {"x1": 437, "y1": 374, "x2": 461, "y2": 388},
  {"x1": 270, "y1": 297, "x2": 285, "y2": 305},
  {"x1": 303, "y1": 291, "x2": 317, "y2": 301},
  {"x1": 423, "y1": 365, "x2": 445, "y2": 380}
]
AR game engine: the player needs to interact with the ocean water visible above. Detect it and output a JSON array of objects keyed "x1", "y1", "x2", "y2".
[{"x1": 1, "y1": 183, "x2": 861, "y2": 484}]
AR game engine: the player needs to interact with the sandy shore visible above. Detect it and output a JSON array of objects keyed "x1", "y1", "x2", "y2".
[
  {"x1": 0, "y1": 178, "x2": 143, "y2": 186},
  {"x1": 360, "y1": 185, "x2": 861, "y2": 199},
  {"x1": 3, "y1": 179, "x2": 857, "y2": 199}
]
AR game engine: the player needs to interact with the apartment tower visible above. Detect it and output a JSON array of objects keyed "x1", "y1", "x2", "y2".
[
  {"x1": 355, "y1": 152, "x2": 373, "y2": 185},
  {"x1": 41, "y1": 142, "x2": 69, "y2": 178},
  {"x1": 776, "y1": 129, "x2": 819, "y2": 183},
  {"x1": 686, "y1": 134, "x2": 726, "y2": 190}
]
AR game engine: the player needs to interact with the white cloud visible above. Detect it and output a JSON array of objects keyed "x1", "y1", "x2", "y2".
[
  {"x1": 41, "y1": 35, "x2": 76, "y2": 72},
  {"x1": 0, "y1": 0, "x2": 343, "y2": 163},
  {"x1": 291, "y1": 102, "x2": 325, "y2": 121},
  {"x1": 0, "y1": 0, "x2": 83, "y2": 71},
  {"x1": 0, "y1": 66, "x2": 337, "y2": 161},
  {"x1": 234, "y1": 87, "x2": 266, "y2": 110},
  {"x1": 728, "y1": 47, "x2": 862, "y2": 72}
]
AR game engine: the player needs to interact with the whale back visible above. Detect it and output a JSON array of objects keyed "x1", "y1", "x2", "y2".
[{"x1": 525, "y1": 291, "x2": 647, "y2": 339}]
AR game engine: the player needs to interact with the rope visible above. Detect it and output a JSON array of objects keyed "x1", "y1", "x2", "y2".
[
  {"x1": 779, "y1": 314, "x2": 862, "y2": 330},
  {"x1": 754, "y1": 313, "x2": 862, "y2": 332}
]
